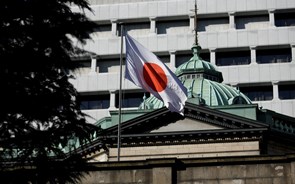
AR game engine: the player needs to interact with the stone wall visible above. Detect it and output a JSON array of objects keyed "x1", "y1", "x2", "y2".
[
  {"x1": 80, "y1": 154, "x2": 295, "y2": 184},
  {"x1": 107, "y1": 141, "x2": 260, "y2": 161}
]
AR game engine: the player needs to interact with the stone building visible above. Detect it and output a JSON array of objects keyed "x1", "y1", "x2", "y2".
[
  {"x1": 67, "y1": 0, "x2": 295, "y2": 183},
  {"x1": 70, "y1": 0, "x2": 295, "y2": 125},
  {"x1": 74, "y1": 44, "x2": 295, "y2": 183}
]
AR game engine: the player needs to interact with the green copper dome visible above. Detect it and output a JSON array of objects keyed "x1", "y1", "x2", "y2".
[
  {"x1": 139, "y1": 45, "x2": 252, "y2": 110},
  {"x1": 175, "y1": 46, "x2": 223, "y2": 83}
]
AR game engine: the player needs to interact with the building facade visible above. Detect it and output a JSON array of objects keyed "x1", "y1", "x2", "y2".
[{"x1": 70, "y1": 0, "x2": 295, "y2": 124}]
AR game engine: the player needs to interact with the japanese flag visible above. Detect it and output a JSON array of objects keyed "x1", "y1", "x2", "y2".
[{"x1": 125, "y1": 34, "x2": 187, "y2": 115}]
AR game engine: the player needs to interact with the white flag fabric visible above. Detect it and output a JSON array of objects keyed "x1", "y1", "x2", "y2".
[{"x1": 125, "y1": 33, "x2": 187, "y2": 115}]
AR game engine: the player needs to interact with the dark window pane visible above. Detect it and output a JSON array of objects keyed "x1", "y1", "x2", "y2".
[
  {"x1": 235, "y1": 15, "x2": 269, "y2": 29},
  {"x1": 176, "y1": 54, "x2": 192, "y2": 67},
  {"x1": 97, "y1": 58, "x2": 119, "y2": 73},
  {"x1": 116, "y1": 92, "x2": 150, "y2": 108},
  {"x1": 157, "y1": 19, "x2": 189, "y2": 34},
  {"x1": 216, "y1": 50, "x2": 250, "y2": 66},
  {"x1": 78, "y1": 94, "x2": 110, "y2": 110},
  {"x1": 157, "y1": 55, "x2": 170, "y2": 64},
  {"x1": 77, "y1": 60, "x2": 91, "y2": 68},
  {"x1": 198, "y1": 17, "x2": 229, "y2": 32},
  {"x1": 275, "y1": 12, "x2": 295, "y2": 27},
  {"x1": 256, "y1": 48, "x2": 291, "y2": 64},
  {"x1": 239, "y1": 85, "x2": 273, "y2": 101},
  {"x1": 118, "y1": 22, "x2": 150, "y2": 36},
  {"x1": 200, "y1": 52, "x2": 210, "y2": 62},
  {"x1": 93, "y1": 24, "x2": 111, "y2": 32},
  {"x1": 279, "y1": 84, "x2": 295, "y2": 100}
]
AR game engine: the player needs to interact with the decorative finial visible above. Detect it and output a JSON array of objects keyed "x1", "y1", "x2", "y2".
[
  {"x1": 194, "y1": 0, "x2": 198, "y2": 46},
  {"x1": 190, "y1": 0, "x2": 201, "y2": 58}
]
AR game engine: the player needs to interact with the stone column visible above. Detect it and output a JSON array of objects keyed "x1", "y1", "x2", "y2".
[
  {"x1": 90, "y1": 57, "x2": 97, "y2": 74},
  {"x1": 268, "y1": 9, "x2": 276, "y2": 27},
  {"x1": 189, "y1": 13, "x2": 195, "y2": 33},
  {"x1": 109, "y1": 90, "x2": 116, "y2": 110},
  {"x1": 250, "y1": 46, "x2": 257, "y2": 65},
  {"x1": 169, "y1": 50, "x2": 176, "y2": 72},
  {"x1": 228, "y1": 12, "x2": 236, "y2": 30},
  {"x1": 291, "y1": 44, "x2": 295, "y2": 63},
  {"x1": 149, "y1": 17, "x2": 157, "y2": 35},
  {"x1": 272, "y1": 81, "x2": 279, "y2": 101},
  {"x1": 210, "y1": 48, "x2": 216, "y2": 66},
  {"x1": 111, "y1": 19, "x2": 118, "y2": 36}
]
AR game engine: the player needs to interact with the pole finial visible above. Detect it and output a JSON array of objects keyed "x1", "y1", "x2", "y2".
[{"x1": 194, "y1": 0, "x2": 198, "y2": 46}]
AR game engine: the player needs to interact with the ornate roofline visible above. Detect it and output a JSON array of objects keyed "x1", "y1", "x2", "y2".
[{"x1": 102, "y1": 128, "x2": 267, "y2": 148}]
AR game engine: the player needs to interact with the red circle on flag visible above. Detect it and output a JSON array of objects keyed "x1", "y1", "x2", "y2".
[{"x1": 143, "y1": 63, "x2": 167, "y2": 92}]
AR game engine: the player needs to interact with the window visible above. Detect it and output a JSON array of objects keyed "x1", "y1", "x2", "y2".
[
  {"x1": 279, "y1": 84, "x2": 295, "y2": 100},
  {"x1": 157, "y1": 55, "x2": 170, "y2": 64},
  {"x1": 116, "y1": 92, "x2": 150, "y2": 108},
  {"x1": 77, "y1": 60, "x2": 91, "y2": 67},
  {"x1": 118, "y1": 22, "x2": 150, "y2": 36},
  {"x1": 239, "y1": 85, "x2": 273, "y2": 101},
  {"x1": 235, "y1": 14, "x2": 269, "y2": 30},
  {"x1": 157, "y1": 19, "x2": 189, "y2": 35},
  {"x1": 92, "y1": 23, "x2": 112, "y2": 37},
  {"x1": 256, "y1": 48, "x2": 291, "y2": 64},
  {"x1": 275, "y1": 12, "x2": 295, "y2": 27},
  {"x1": 200, "y1": 52, "x2": 210, "y2": 62},
  {"x1": 78, "y1": 94, "x2": 110, "y2": 110},
  {"x1": 216, "y1": 50, "x2": 250, "y2": 66},
  {"x1": 176, "y1": 54, "x2": 191, "y2": 67},
  {"x1": 73, "y1": 60, "x2": 91, "y2": 74},
  {"x1": 198, "y1": 17, "x2": 229, "y2": 32},
  {"x1": 97, "y1": 58, "x2": 120, "y2": 73}
]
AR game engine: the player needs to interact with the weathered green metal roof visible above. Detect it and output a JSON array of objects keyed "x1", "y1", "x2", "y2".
[
  {"x1": 139, "y1": 45, "x2": 251, "y2": 110},
  {"x1": 175, "y1": 45, "x2": 223, "y2": 83},
  {"x1": 139, "y1": 77, "x2": 251, "y2": 109}
]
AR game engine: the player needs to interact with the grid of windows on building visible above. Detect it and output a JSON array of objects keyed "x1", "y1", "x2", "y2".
[
  {"x1": 216, "y1": 50, "x2": 250, "y2": 66},
  {"x1": 256, "y1": 48, "x2": 292, "y2": 64},
  {"x1": 279, "y1": 84, "x2": 295, "y2": 100},
  {"x1": 275, "y1": 11, "x2": 295, "y2": 27},
  {"x1": 79, "y1": 94, "x2": 110, "y2": 110},
  {"x1": 115, "y1": 92, "x2": 150, "y2": 108},
  {"x1": 239, "y1": 85, "x2": 273, "y2": 101}
]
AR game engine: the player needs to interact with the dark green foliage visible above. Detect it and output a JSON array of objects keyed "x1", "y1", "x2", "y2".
[{"x1": 0, "y1": 0, "x2": 99, "y2": 182}]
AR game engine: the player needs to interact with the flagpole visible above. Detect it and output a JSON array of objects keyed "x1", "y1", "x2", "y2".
[{"x1": 117, "y1": 23, "x2": 124, "y2": 161}]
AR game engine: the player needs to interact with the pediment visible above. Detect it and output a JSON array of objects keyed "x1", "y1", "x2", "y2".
[
  {"x1": 150, "y1": 117, "x2": 222, "y2": 133},
  {"x1": 78, "y1": 103, "x2": 269, "y2": 157},
  {"x1": 102, "y1": 102, "x2": 268, "y2": 136}
]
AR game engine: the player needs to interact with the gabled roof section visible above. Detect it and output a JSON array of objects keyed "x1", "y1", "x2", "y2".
[
  {"x1": 76, "y1": 103, "x2": 269, "y2": 156},
  {"x1": 102, "y1": 102, "x2": 268, "y2": 136}
]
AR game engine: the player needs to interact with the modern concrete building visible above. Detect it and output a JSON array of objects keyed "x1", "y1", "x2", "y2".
[{"x1": 70, "y1": 0, "x2": 295, "y2": 124}]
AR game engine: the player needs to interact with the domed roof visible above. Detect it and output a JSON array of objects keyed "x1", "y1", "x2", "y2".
[
  {"x1": 139, "y1": 45, "x2": 252, "y2": 110},
  {"x1": 175, "y1": 46, "x2": 223, "y2": 83}
]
